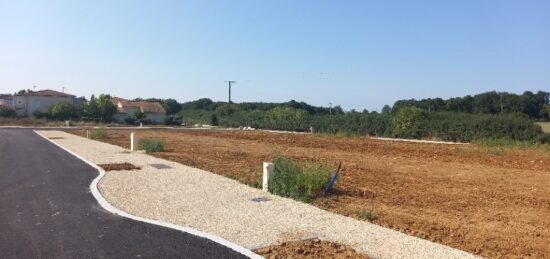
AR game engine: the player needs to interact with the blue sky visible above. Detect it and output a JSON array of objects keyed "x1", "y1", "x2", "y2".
[{"x1": 1, "y1": 0, "x2": 549, "y2": 111}]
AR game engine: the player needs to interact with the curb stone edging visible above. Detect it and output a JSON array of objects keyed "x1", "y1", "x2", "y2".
[{"x1": 34, "y1": 130, "x2": 262, "y2": 259}]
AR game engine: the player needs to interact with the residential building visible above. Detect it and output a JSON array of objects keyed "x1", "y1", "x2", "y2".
[
  {"x1": 112, "y1": 97, "x2": 166, "y2": 124},
  {"x1": 14, "y1": 90, "x2": 77, "y2": 117},
  {"x1": 0, "y1": 94, "x2": 14, "y2": 109}
]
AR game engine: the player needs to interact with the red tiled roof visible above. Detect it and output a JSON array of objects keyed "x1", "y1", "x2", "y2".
[
  {"x1": 116, "y1": 100, "x2": 166, "y2": 114},
  {"x1": 19, "y1": 89, "x2": 75, "y2": 97}
]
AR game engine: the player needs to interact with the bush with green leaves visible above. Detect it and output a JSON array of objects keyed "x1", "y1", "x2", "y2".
[
  {"x1": 83, "y1": 94, "x2": 117, "y2": 122},
  {"x1": 90, "y1": 128, "x2": 107, "y2": 140},
  {"x1": 47, "y1": 102, "x2": 80, "y2": 121},
  {"x1": 391, "y1": 107, "x2": 426, "y2": 138},
  {"x1": 0, "y1": 107, "x2": 16, "y2": 118},
  {"x1": 356, "y1": 209, "x2": 378, "y2": 222},
  {"x1": 175, "y1": 97, "x2": 546, "y2": 143},
  {"x1": 268, "y1": 156, "x2": 332, "y2": 203},
  {"x1": 140, "y1": 139, "x2": 164, "y2": 153},
  {"x1": 536, "y1": 133, "x2": 550, "y2": 144}
]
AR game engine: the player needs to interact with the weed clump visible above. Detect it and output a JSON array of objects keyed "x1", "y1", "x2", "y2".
[
  {"x1": 90, "y1": 128, "x2": 107, "y2": 140},
  {"x1": 140, "y1": 139, "x2": 164, "y2": 153},
  {"x1": 356, "y1": 209, "x2": 378, "y2": 222},
  {"x1": 268, "y1": 156, "x2": 332, "y2": 203}
]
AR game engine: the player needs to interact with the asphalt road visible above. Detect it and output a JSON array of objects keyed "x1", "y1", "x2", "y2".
[{"x1": 0, "y1": 129, "x2": 248, "y2": 259}]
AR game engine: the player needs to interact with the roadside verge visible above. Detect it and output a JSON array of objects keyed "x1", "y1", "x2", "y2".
[{"x1": 34, "y1": 130, "x2": 262, "y2": 259}]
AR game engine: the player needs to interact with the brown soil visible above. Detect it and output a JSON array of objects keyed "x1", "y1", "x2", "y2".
[
  {"x1": 98, "y1": 162, "x2": 141, "y2": 171},
  {"x1": 66, "y1": 129, "x2": 550, "y2": 258},
  {"x1": 255, "y1": 239, "x2": 368, "y2": 259}
]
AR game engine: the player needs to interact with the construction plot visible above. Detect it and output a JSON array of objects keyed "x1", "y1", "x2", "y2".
[{"x1": 66, "y1": 129, "x2": 550, "y2": 258}]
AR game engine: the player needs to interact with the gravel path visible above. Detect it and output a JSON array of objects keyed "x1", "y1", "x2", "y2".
[{"x1": 37, "y1": 130, "x2": 478, "y2": 259}]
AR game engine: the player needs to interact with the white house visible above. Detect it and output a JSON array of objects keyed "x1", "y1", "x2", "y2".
[
  {"x1": 0, "y1": 95, "x2": 14, "y2": 108},
  {"x1": 14, "y1": 90, "x2": 77, "y2": 117},
  {"x1": 112, "y1": 97, "x2": 166, "y2": 124}
]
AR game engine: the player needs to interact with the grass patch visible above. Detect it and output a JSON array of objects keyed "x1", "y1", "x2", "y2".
[
  {"x1": 89, "y1": 128, "x2": 107, "y2": 140},
  {"x1": 185, "y1": 159, "x2": 197, "y2": 167},
  {"x1": 356, "y1": 209, "x2": 378, "y2": 222},
  {"x1": 140, "y1": 139, "x2": 164, "y2": 153},
  {"x1": 242, "y1": 177, "x2": 262, "y2": 189},
  {"x1": 473, "y1": 136, "x2": 550, "y2": 148},
  {"x1": 268, "y1": 156, "x2": 332, "y2": 203}
]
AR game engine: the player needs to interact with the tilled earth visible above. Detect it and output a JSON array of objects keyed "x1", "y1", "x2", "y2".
[
  {"x1": 67, "y1": 129, "x2": 550, "y2": 258},
  {"x1": 255, "y1": 239, "x2": 368, "y2": 259}
]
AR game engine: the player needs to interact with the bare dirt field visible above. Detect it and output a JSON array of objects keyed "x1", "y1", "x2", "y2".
[
  {"x1": 67, "y1": 129, "x2": 550, "y2": 258},
  {"x1": 255, "y1": 239, "x2": 369, "y2": 259}
]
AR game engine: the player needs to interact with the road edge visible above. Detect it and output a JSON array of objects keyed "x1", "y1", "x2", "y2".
[{"x1": 34, "y1": 130, "x2": 262, "y2": 259}]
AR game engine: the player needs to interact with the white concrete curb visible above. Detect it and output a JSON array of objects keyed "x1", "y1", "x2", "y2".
[{"x1": 34, "y1": 131, "x2": 262, "y2": 259}]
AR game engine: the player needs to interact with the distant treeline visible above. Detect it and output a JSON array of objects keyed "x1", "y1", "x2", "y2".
[
  {"x1": 172, "y1": 91, "x2": 550, "y2": 143},
  {"x1": 391, "y1": 90, "x2": 550, "y2": 119},
  {"x1": 2, "y1": 90, "x2": 549, "y2": 143}
]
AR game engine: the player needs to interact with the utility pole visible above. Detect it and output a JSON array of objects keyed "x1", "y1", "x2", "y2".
[
  {"x1": 224, "y1": 81, "x2": 235, "y2": 104},
  {"x1": 329, "y1": 102, "x2": 333, "y2": 115}
]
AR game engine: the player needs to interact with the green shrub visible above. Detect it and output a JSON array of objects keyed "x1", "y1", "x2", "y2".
[
  {"x1": 0, "y1": 107, "x2": 16, "y2": 118},
  {"x1": 268, "y1": 156, "x2": 332, "y2": 203},
  {"x1": 391, "y1": 107, "x2": 426, "y2": 138},
  {"x1": 140, "y1": 139, "x2": 164, "y2": 153},
  {"x1": 537, "y1": 133, "x2": 550, "y2": 144},
  {"x1": 357, "y1": 209, "x2": 378, "y2": 222},
  {"x1": 89, "y1": 128, "x2": 107, "y2": 140},
  {"x1": 47, "y1": 102, "x2": 79, "y2": 121}
]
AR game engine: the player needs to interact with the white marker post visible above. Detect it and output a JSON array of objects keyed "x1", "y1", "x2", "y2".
[
  {"x1": 86, "y1": 130, "x2": 90, "y2": 139},
  {"x1": 262, "y1": 162, "x2": 274, "y2": 192},
  {"x1": 131, "y1": 132, "x2": 138, "y2": 151}
]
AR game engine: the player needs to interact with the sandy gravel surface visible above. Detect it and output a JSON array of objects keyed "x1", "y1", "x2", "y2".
[{"x1": 38, "y1": 131, "x2": 477, "y2": 259}]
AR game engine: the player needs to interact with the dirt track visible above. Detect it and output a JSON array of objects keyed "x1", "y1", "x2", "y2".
[{"x1": 68, "y1": 129, "x2": 550, "y2": 258}]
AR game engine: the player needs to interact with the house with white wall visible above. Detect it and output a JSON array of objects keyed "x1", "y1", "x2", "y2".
[
  {"x1": 14, "y1": 90, "x2": 76, "y2": 117},
  {"x1": 0, "y1": 94, "x2": 14, "y2": 109},
  {"x1": 112, "y1": 97, "x2": 166, "y2": 124}
]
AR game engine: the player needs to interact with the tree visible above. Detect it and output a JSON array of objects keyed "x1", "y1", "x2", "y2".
[
  {"x1": 133, "y1": 109, "x2": 146, "y2": 123},
  {"x1": 381, "y1": 105, "x2": 392, "y2": 114},
  {"x1": 265, "y1": 107, "x2": 309, "y2": 130},
  {"x1": 83, "y1": 94, "x2": 117, "y2": 122},
  {"x1": 209, "y1": 113, "x2": 219, "y2": 126},
  {"x1": 47, "y1": 102, "x2": 80, "y2": 120},
  {"x1": 162, "y1": 99, "x2": 181, "y2": 115},
  {"x1": 391, "y1": 107, "x2": 426, "y2": 138}
]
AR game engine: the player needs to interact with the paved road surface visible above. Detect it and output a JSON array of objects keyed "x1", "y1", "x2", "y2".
[{"x1": 0, "y1": 129, "x2": 248, "y2": 259}]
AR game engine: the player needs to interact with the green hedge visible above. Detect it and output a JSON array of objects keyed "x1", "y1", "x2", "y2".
[
  {"x1": 177, "y1": 106, "x2": 544, "y2": 143},
  {"x1": 389, "y1": 109, "x2": 543, "y2": 142}
]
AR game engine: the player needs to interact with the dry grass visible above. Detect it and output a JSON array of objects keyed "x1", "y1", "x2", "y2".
[{"x1": 537, "y1": 122, "x2": 550, "y2": 133}]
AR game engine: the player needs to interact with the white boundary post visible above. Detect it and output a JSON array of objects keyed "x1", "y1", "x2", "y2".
[
  {"x1": 262, "y1": 162, "x2": 274, "y2": 192},
  {"x1": 131, "y1": 132, "x2": 138, "y2": 151},
  {"x1": 86, "y1": 130, "x2": 90, "y2": 139}
]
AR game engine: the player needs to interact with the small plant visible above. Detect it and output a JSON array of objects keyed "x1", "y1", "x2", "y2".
[
  {"x1": 140, "y1": 139, "x2": 164, "y2": 153},
  {"x1": 89, "y1": 128, "x2": 107, "y2": 140},
  {"x1": 186, "y1": 159, "x2": 197, "y2": 167},
  {"x1": 242, "y1": 177, "x2": 262, "y2": 189},
  {"x1": 268, "y1": 156, "x2": 332, "y2": 203},
  {"x1": 356, "y1": 209, "x2": 378, "y2": 222}
]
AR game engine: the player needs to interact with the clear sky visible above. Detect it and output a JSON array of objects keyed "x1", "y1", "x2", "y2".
[{"x1": 1, "y1": 0, "x2": 549, "y2": 111}]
